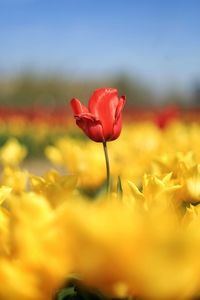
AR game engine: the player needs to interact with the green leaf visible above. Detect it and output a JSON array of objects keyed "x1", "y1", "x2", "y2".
[{"x1": 57, "y1": 286, "x2": 77, "y2": 300}]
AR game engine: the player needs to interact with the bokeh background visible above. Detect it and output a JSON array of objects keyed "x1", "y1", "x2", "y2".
[
  {"x1": 0, "y1": 0, "x2": 200, "y2": 164},
  {"x1": 1, "y1": 0, "x2": 200, "y2": 106},
  {"x1": 2, "y1": 4, "x2": 200, "y2": 299}
]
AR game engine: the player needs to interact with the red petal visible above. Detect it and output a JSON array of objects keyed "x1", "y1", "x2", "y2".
[
  {"x1": 87, "y1": 121, "x2": 105, "y2": 142},
  {"x1": 109, "y1": 115, "x2": 122, "y2": 141},
  {"x1": 88, "y1": 88, "x2": 119, "y2": 139},
  {"x1": 109, "y1": 96, "x2": 125, "y2": 141},
  {"x1": 115, "y1": 96, "x2": 126, "y2": 120},
  {"x1": 70, "y1": 98, "x2": 89, "y2": 115},
  {"x1": 75, "y1": 112, "x2": 96, "y2": 121},
  {"x1": 76, "y1": 116, "x2": 104, "y2": 142}
]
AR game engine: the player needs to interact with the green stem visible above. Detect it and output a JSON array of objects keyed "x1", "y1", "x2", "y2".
[{"x1": 102, "y1": 141, "x2": 110, "y2": 194}]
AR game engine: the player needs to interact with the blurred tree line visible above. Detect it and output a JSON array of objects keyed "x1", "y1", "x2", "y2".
[{"x1": 0, "y1": 72, "x2": 198, "y2": 107}]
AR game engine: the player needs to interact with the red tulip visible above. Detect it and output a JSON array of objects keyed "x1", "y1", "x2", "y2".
[
  {"x1": 154, "y1": 105, "x2": 179, "y2": 129},
  {"x1": 70, "y1": 88, "x2": 126, "y2": 142}
]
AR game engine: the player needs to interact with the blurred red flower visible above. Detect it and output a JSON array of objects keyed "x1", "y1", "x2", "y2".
[
  {"x1": 70, "y1": 88, "x2": 126, "y2": 142},
  {"x1": 154, "y1": 105, "x2": 180, "y2": 129}
]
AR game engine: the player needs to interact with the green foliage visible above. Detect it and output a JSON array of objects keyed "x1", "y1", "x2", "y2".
[
  {"x1": 79, "y1": 180, "x2": 107, "y2": 199},
  {"x1": 0, "y1": 73, "x2": 152, "y2": 107},
  {"x1": 55, "y1": 282, "x2": 108, "y2": 300},
  {"x1": 56, "y1": 286, "x2": 77, "y2": 300}
]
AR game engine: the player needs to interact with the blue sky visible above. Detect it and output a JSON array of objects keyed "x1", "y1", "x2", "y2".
[{"x1": 1, "y1": 0, "x2": 200, "y2": 90}]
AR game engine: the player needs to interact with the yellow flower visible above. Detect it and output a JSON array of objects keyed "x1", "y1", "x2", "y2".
[
  {"x1": 128, "y1": 173, "x2": 181, "y2": 212},
  {"x1": 183, "y1": 203, "x2": 200, "y2": 226},
  {"x1": 1, "y1": 166, "x2": 28, "y2": 194},
  {"x1": 0, "y1": 138, "x2": 27, "y2": 166},
  {"x1": 46, "y1": 138, "x2": 106, "y2": 188},
  {"x1": 58, "y1": 196, "x2": 200, "y2": 299},
  {"x1": 30, "y1": 169, "x2": 77, "y2": 207},
  {"x1": 0, "y1": 186, "x2": 12, "y2": 256},
  {"x1": 0, "y1": 185, "x2": 12, "y2": 205},
  {"x1": 182, "y1": 164, "x2": 200, "y2": 203},
  {"x1": 0, "y1": 259, "x2": 43, "y2": 300},
  {"x1": 0, "y1": 192, "x2": 71, "y2": 300}
]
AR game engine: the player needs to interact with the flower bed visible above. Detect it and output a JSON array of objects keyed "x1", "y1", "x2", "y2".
[{"x1": 0, "y1": 99, "x2": 200, "y2": 299}]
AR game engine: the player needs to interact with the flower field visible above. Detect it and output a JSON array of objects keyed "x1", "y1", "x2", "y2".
[{"x1": 1, "y1": 99, "x2": 200, "y2": 299}]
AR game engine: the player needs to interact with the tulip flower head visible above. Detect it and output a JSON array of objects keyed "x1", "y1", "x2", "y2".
[
  {"x1": 154, "y1": 105, "x2": 179, "y2": 129},
  {"x1": 70, "y1": 88, "x2": 126, "y2": 142}
]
